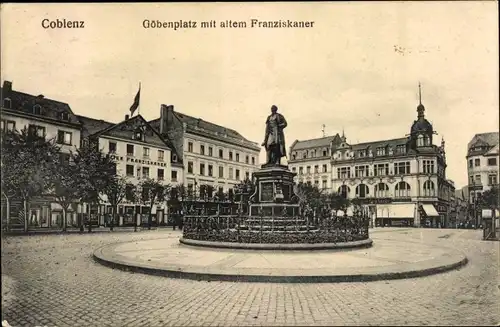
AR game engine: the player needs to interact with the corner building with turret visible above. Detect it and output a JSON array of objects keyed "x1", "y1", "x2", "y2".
[{"x1": 288, "y1": 86, "x2": 455, "y2": 228}]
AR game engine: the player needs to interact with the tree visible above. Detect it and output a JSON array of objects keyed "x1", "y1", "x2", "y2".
[
  {"x1": 294, "y1": 182, "x2": 325, "y2": 211},
  {"x1": 479, "y1": 186, "x2": 499, "y2": 210},
  {"x1": 324, "y1": 192, "x2": 351, "y2": 214},
  {"x1": 138, "y1": 178, "x2": 170, "y2": 230},
  {"x1": 1, "y1": 128, "x2": 60, "y2": 232},
  {"x1": 72, "y1": 140, "x2": 116, "y2": 232},
  {"x1": 103, "y1": 176, "x2": 129, "y2": 231},
  {"x1": 52, "y1": 154, "x2": 82, "y2": 232}
]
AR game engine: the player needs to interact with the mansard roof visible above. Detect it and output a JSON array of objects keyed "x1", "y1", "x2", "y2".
[
  {"x1": 349, "y1": 137, "x2": 409, "y2": 151},
  {"x1": 150, "y1": 109, "x2": 260, "y2": 151},
  {"x1": 76, "y1": 115, "x2": 115, "y2": 138},
  {"x1": 290, "y1": 134, "x2": 341, "y2": 151},
  {"x1": 467, "y1": 132, "x2": 499, "y2": 156},
  {"x1": 1, "y1": 80, "x2": 81, "y2": 127}
]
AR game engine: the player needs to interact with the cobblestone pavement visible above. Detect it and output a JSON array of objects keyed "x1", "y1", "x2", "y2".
[{"x1": 1, "y1": 228, "x2": 499, "y2": 326}]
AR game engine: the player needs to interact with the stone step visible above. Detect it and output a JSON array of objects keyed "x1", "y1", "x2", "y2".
[
  {"x1": 245, "y1": 219, "x2": 308, "y2": 223},
  {"x1": 240, "y1": 225, "x2": 312, "y2": 230},
  {"x1": 238, "y1": 229, "x2": 321, "y2": 234}
]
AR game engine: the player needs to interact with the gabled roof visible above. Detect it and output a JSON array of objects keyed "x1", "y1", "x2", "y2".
[
  {"x1": 91, "y1": 114, "x2": 172, "y2": 149},
  {"x1": 1, "y1": 80, "x2": 81, "y2": 127},
  {"x1": 485, "y1": 144, "x2": 499, "y2": 156},
  {"x1": 467, "y1": 132, "x2": 499, "y2": 156},
  {"x1": 291, "y1": 134, "x2": 341, "y2": 151},
  {"x1": 150, "y1": 109, "x2": 260, "y2": 150},
  {"x1": 76, "y1": 115, "x2": 115, "y2": 138}
]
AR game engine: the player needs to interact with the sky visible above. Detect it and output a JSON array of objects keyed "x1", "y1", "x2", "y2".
[{"x1": 1, "y1": 2, "x2": 498, "y2": 190}]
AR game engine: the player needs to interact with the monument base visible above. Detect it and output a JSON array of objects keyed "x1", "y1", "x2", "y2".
[{"x1": 249, "y1": 164, "x2": 298, "y2": 205}]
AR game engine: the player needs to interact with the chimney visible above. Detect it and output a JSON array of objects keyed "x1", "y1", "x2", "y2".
[
  {"x1": 37, "y1": 94, "x2": 45, "y2": 98},
  {"x1": 2, "y1": 81, "x2": 12, "y2": 93},
  {"x1": 160, "y1": 104, "x2": 174, "y2": 134},
  {"x1": 125, "y1": 114, "x2": 129, "y2": 120}
]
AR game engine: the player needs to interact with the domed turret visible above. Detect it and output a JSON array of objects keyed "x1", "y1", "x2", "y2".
[{"x1": 409, "y1": 83, "x2": 434, "y2": 149}]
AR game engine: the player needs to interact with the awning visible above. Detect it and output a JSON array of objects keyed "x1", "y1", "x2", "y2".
[
  {"x1": 482, "y1": 209, "x2": 500, "y2": 219},
  {"x1": 421, "y1": 204, "x2": 440, "y2": 217},
  {"x1": 376, "y1": 204, "x2": 415, "y2": 219}
]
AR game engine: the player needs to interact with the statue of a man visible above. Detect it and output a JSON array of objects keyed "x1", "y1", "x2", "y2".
[{"x1": 261, "y1": 105, "x2": 287, "y2": 165}]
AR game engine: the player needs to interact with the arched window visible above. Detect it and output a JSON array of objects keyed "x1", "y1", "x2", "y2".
[
  {"x1": 395, "y1": 181, "x2": 411, "y2": 197},
  {"x1": 338, "y1": 185, "x2": 350, "y2": 199},
  {"x1": 423, "y1": 180, "x2": 435, "y2": 197},
  {"x1": 303, "y1": 151, "x2": 307, "y2": 159},
  {"x1": 374, "y1": 183, "x2": 389, "y2": 198},
  {"x1": 33, "y1": 104, "x2": 42, "y2": 115},
  {"x1": 3, "y1": 98, "x2": 11, "y2": 109},
  {"x1": 355, "y1": 184, "x2": 369, "y2": 198},
  {"x1": 417, "y1": 134, "x2": 424, "y2": 147}
]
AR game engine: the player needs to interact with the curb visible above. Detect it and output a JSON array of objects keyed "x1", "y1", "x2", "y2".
[
  {"x1": 92, "y1": 242, "x2": 468, "y2": 284},
  {"x1": 179, "y1": 237, "x2": 373, "y2": 251}
]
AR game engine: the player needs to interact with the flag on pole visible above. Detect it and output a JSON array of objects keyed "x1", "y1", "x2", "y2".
[{"x1": 129, "y1": 83, "x2": 141, "y2": 116}]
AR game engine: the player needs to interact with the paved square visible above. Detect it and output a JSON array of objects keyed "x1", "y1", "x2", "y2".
[{"x1": 2, "y1": 228, "x2": 499, "y2": 326}]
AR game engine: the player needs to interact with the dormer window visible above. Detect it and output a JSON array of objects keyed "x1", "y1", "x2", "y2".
[
  {"x1": 60, "y1": 112, "x2": 69, "y2": 121},
  {"x1": 33, "y1": 104, "x2": 42, "y2": 115},
  {"x1": 3, "y1": 98, "x2": 11, "y2": 109},
  {"x1": 134, "y1": 130, "x2": 143, "y2": 141},
  {"x1": 172, "y1": 154, "x2": 178, "y2": 162}
]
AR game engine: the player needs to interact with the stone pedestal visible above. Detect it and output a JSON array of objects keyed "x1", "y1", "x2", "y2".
[{"x1": 249, "y1": 164, "x2": 297, "y2": 204}]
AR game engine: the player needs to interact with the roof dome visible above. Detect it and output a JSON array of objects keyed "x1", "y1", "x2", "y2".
[{"x1": 411, "y1": 118, "x2": 433, "y2": 134}]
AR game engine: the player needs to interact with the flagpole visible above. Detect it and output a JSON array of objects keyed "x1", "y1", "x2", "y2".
[{"x1": 137, "y1": 82, "x2": 141, "y2": 116}]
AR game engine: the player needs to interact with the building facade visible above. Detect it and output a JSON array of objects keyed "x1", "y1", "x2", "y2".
[
  {"x1": 150, "y1": 104, "x2": 261, "y2": 196},
  {"x1": 288, "y1": 134, "x2": 342, "y2": 192},
  {"x1": 1, "y1": 81, "x2": 83, "y2": 229},
  {"x1": 466, "y1": 132, "x2": 499, "y2": 226},
  {"x1": 77, "y1": 114, "x2": 183, "y2": 226}
]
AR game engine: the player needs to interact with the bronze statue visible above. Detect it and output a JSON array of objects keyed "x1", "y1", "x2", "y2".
[{"x1": 262, "y1": 105, "x2": 287, "y2": 165}]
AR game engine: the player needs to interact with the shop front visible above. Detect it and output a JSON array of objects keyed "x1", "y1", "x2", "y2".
[{"x1": 375, "y1": 203, "x2": 415, "y2": 227}]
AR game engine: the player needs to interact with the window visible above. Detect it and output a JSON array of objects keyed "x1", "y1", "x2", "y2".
[
  {"x1": 171, "y1": 170, "x2": 178, "y2": 182},
  {"x1": 374, "y1": 163, "x2": 389, "y2": 176},
  {"x1": 245, "y1": 155, "x2": 249, "y2": 164},
  {"x1": 469, "y1": 175, "x2": 474, "y2": 184},
  {"x1": 126, "y1": 144, "x2": 134, "y2": 156},
  {"x1": 322, "y1": 164, "x2": 328, "y2": 173},
  {"x1": 229, "y1": 167, "x2": 234, "y2": 179},
  {"x1": 188, "y1": 161, "x2": 193, "y2": 174},
  {"x1": 60, "y1": 112, "x2": 69, "y2": 121},
  {"x1": 57, "y1": 131, "x2": 72, "y2": 145},
  {"x1": 208, "y1": 165, "x2": 213, "y2": 177},
  {"x1": 5, "y1": 120, "x2": 15, "y2": 132},
  {"x1": 306, "y1": 166, "x2": 311, "y2": 174},
  {"x1": 236, "y1": 153, "x2": 240, "y2": 162},
  {"x1": 396, "y1": 145, "x2": 406, "y2": 154},
  {"x1": 208, "y1": 147, "x2": 213, "y2": 156},
  {"x1": 229, "y1": 151, "x2": 233, "y2": 160},
  {"x1": 337, "y1": 167, "x2": 351, "y2": 179},
  {"x1": 423, "y1": 160, "x2": 435, "y2": 174},
  {"x1": 200, "y1": 145, "x2": 205, "y2": 155},
  {"x1": 125, "y1": 184, "x2": 135, "y2": 201},
  {"x1": 245, "y1": 172, "x2": 250, "y2": 180},
  {"x1": 314, "y1": 180, "x2": 319, "y2": 186},
  {"x1": 172, "y1": 154, "x2": 177, "y2": 162},
  {"x1": 314, "y1": 165, "x2": 319, "y2": 173},
  {"x1": 375, "y1": 183, "x2": 389, "y2": 198},
  {"x1": 292, "y1": 167, "x2": 297, "y2": 172},
  {"x1": 322, "y1": 180, "x2": 327, "y2": 189},
  {"x1": 474, "y1": 158, "x2": 480, "y2": 167},
  {"x1": 323, "y1": 150, "x2": 328, "y2": 157},
  {"x1": 109, "y1": 141, "x2": 117, "y2": 153},
  {"x1": 474, "y1": 175, "x2": 481, "y2": 184},
  {"x1": 303, "y1": 152, "x2": 307, "y2": 159},
  {"x1": 28, "y1": 124, "x2": 46, "y2": 138},
  {"x1": 394, "y1": 162, "x2": 410, "y2": 175},
  {"x1": 355, "y1": 165, "x2": 369, "y2": 178},
  {"x1": 219, "y1": 166, "x2": 224, "y2": 178},
  {"x1": 299, "y1": 167, "x2": 303, "y2": 175},
  {"x1": 126, "y1": 165, "x2": 134, "y2": 176},
  {"x1": 142, "y1": 167, "x2": 150, "y2": 179},
  {"x1": 3, "y1": 98, "x2": 11, "y2": 108},
  {"x1": 358, "y1": 150, "x2": 366, "y2": 158},
  {"x1": 158, "y1": 169, "x2": 164, "y2": 181},
  {"x1": 338, "y1": 185, "x2": 350, "y2": 199},
  {"x1": 355, "y1": 184, "x2": 369, "y2": 198},
  {"x1": 187, "y1": 142, "x2": 193, "y2": 152},
  {"x1": 488, "y1": 174, "x2": 498, "y2": 185},
  {"x1": 395, "y1": 181, "x2": 411, "y2": 197},
  {"x1": 423, "y1": 180, "x2": 435, "y2": 197},
  {"x1": 252, "y1": 157, "x2": 256, "y2": 165},
  {"x1": 219, "y1": 149, "x2": 223, "y2": 158},
  {"x1": 423, "y1": 136, "x2": 430, "y2": 146},
  {"x1": 468, "y1": 159, "x2": 473, "y2": 168},
  {"x1": 236, "y1": 169, "x2": 240, "y2": 180},
  {"x1": 487, "y1": 158, "x2": 497, "y2": 166},
  {"x1": 417, "y1": 135, "x2": 424, "y2": 147},
  {"x1": 33, "y1": 104, "x2": 42, "y2": 115},
  {"x1": 134, "y1": 130, "x2": 143, "y2": 141},
  {"x1": 200, "y1": 163, "x2": 205, "y2": 176},
  {"x1": 376, "y1": 147, "x2": 386, "y2": 156},
  {"x1": 158, "y1": 150, "x2": 164, "y2": 161}
]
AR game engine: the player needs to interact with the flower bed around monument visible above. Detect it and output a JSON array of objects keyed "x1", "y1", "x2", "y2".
[{"x1": 182, "y1": 214, "x2": 370, "y2": 244}]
